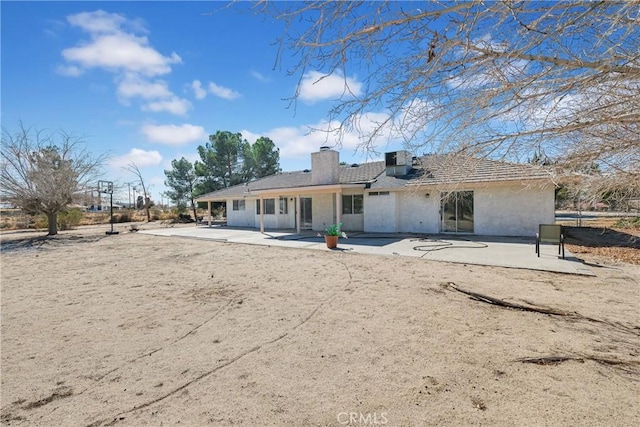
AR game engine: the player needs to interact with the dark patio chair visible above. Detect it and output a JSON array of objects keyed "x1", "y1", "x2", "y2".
[{"x1": 536, "y1": 224, "x2": 565, "y2": 259}]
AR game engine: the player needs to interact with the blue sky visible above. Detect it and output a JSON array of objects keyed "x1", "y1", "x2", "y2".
[{"x1": 1, "y1": 1, "x2": 403, "y2": 203}]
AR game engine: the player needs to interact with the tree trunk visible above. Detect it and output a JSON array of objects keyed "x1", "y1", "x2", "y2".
[
  {"x1": 144, "y1": 197, "x2": 151, "y2": 222},
  {"x1": 191, "y1": 199, "x2": 198, "y2": 226},
  {"x1": 47, "y1": 212, "x2": 58, "y2": 235}
]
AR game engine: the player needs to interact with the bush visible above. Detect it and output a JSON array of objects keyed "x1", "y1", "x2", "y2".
[
  {"x1": 58, "y1": 208, "x2": 84, "y2": 230},
  {"x1": 176, "y1": 213, "x2": 195, "y2": 223},
  {"x1": 114, "y1": 213, "x2": 130, "y2": 223},
  {"x1": 33, "y1": 215, "x2": 48, "y2": 229}
]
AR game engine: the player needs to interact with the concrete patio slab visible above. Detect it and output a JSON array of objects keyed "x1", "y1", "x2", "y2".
[{"x1": 139, "y1": 225, "x2": 594, "y2": 276}]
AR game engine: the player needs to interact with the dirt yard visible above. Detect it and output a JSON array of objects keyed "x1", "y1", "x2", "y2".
[{"x1": 1, "y1": 225, "x2": 639, "y2": 426}]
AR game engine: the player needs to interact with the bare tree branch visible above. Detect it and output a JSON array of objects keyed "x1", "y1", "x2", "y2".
[
  {"x1": 1, "y1": 122, "x2": 106, "y2": 235},
  {"x1": 263, "y1": 1, "x2": 639, "y2": 189},
  {"x1": 123, "y1": 162, "x2": 152, "y2": 222}
]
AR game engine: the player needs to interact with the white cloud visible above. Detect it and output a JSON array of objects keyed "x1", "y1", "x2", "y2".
[
  {"x1": 140, "y1": 123, "x2": 206, "y2": 146},
  {"x1": 110, "y1": 148, "x2": 162, "y2": 168},
  {"x1": 298, "y1": 71, "x2": 363, "y2": 104},
  {"x1": 117, "y1": 74, "x2": 173, "y2": 101},
  {"x1": 241, "y1": 101, "x2": 432, "y2": 163},
  {"x1": 66, "y1": 10, "x2": 127, "y2": 34},
  {"x1": 251, "y1": 70, "x2": 269, "y2": 82},
  {"x1": 208, "y1": 82, "x2": 240, "y2": 100},
  {"x1": 142, "y1": 97, "x2": 192, "y2": 116},
  {"x1": 59, "y1": 10, "x2": 187, "y2": 116},
  {"x1": 55, "y1": 64, "x2": 84, "y2": 77},
  {"x1": 242, "y1": 116, "x2": 387, "y2": 161},
  {"x1": 187, "y1": 80, "x2": 241, "y2": 100},
  {"x1": 62, "y1": 33, "x2": 181, "y2": 76},
  {"x1": 191, "y1": 80, "x2": 207, "y2": 99}
]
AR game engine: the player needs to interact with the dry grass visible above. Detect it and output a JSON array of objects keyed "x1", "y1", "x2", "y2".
[{"x1": 558, "y1": 218, "x2": 640, "y2": 265}]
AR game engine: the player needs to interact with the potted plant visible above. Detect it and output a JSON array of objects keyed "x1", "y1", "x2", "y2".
[{"x1": 324, "y1": 223, "x2": 346, "y2": 249}]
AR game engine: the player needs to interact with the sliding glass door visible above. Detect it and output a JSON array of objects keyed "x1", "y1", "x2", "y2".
[
  {"x1": 300, "y1": 197, "x2": 312, "y2": 229},
  {"x1": 441, "y1": 191, "x2": 474, "y2": 233}
]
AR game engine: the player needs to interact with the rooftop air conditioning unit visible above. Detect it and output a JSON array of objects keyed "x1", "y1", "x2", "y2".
[{"x1": 385, "y1": 151, "x2": 408, "y2": 166}]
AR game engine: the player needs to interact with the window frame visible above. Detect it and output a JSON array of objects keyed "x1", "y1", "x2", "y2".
[
  {"x1": 342, "y1": 194, "x2": 364, "y2": 215},
  {"x1": 232, "y1": 199, "x2": 245, "y2": 211},
  {"x1": 279, "y1": 197, "x2": 288, "y2": 215},
  {"x1": 256, "y1": 198, "x2": 276, "y2": 215}
]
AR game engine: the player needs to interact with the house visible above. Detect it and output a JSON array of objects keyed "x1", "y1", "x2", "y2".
[{"x1": 196, "y1": 147, "x2": 555, "y2": 237}]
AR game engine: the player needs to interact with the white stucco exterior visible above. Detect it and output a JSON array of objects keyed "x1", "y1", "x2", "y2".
[
  {"x1": 397, "y1": 190, "x2": 441, "y2": 234},
  {"x1": 312, "y1": 193, "x2": 335, "y2": 231},
  {"x1": 226, "y1": 198, "x2": 255, "y2": 227},
  {"x1": 364, "y1": 192, "x2": 398, "y2": 233},
  {"x1": 472, "y1": 182, "x2": 555, "y2": 236},
  {"x1": 199, "y1": 149, "x2": 556, "y2": 238}
]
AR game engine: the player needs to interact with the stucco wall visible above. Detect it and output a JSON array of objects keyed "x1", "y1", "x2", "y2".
[
  {"x1": 312, "y1": 193, "x2": 335, "y2": 231},
  {"x1": 363, "y1": 181, "x2": 554, "y2": 236},
  {"x1": 364, "y1": 192, "x2": 397, "y2": 233},
  {"x1": 226, "y1": 198, "x2": 255, "y2": 227},
  {"x1": 473, "y1": 183, "x2": 555, "y2": 236},
  {"x1": 397, "y1": 191, "x2": 440, "y2": 234}
]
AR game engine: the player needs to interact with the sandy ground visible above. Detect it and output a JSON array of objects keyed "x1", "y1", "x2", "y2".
[{"x1": 1, "y1": 224, "x2": 639, "y2": 426}]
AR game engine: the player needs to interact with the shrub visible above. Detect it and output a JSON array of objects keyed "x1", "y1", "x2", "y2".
[
  {"x1": 33, "y1": 215, "x2": 48, "y2": 229},
  {"x1": 115, "y1": 213, "x2": 130, "y2": 223},
  {"x1": 58, "y1": 208, "x2": 84, "y2": 230}
]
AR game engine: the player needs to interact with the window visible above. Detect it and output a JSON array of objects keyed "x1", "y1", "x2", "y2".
[
  {"x1": 265, "y1": 199, "x2": 275, "y2": 214},
  {"x1": 256, "y1": 198, "x2": 276, "y2": 215},
  {"x1": 279, "y1": 197, "x2": 288, "y2": 214},
  {"x1": 368, "y1": 191, "x2": 389, "y2": 196},
  {"x1": 342, "y1": 194, "x2": 364, "y2": 215},
  {"x1": 232, "y1": 200, "x2": 245, "y2": 211}
]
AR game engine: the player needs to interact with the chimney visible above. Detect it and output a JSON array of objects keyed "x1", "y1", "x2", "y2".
[{"x1": 311, "y1": 147, "x2": 339, "y2": 185}]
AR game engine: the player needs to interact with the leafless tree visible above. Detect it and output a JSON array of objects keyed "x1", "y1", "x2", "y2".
[
  {"x1": 124, "y1": 162, "x2": 152, "y2": 222},
  {"x1": 0, "y1": 123, "x2": 106, "y2": 235},
  {"x1": 263, "y1": 1, "x2": 639, "y2": 185}
]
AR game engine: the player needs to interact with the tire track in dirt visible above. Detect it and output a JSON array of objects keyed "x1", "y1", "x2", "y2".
[
  {"x1": 89, "y1": 258, "x2": 354, "y2": 427},
  {"x1": 79, "y1": 297, "x2": 237, "y2": 391}
]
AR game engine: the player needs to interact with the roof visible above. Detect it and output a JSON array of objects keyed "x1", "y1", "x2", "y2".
[
  {"x1": 371, "y1": 155, "x2": 552, "y2": 189},
  {"x1": 196, "y1": 155, "x2": 551, "y2": 201},
  {"x1": 196, "y1": 161, "x2": 385, "y2": 201}
]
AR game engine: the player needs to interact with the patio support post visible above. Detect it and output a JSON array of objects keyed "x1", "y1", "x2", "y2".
[
  {"x1": 296, "y1": 195, "x2": 301, "y2": 235},
  {"x1": 336, "y1": 190, "x2": 342, "y2": 227},
  {"x1": 207, "y1": 201, "x2": 212, "y2": 227},
  {"x1": 260, "y1": 197, "x2": 265, "y2": 233}
]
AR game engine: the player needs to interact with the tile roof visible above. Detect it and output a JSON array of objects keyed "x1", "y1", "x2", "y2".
[
  {"x1": 371, "y1": 155, "x2": 551, "y2": 189},
  {"x1": 196, "y1": 155, "x2": 551, "y2": 200},
  {"x1": 196, "y1": 161, "x2": 385, "y2": 200}
]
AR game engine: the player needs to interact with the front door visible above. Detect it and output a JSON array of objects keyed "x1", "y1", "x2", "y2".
[
  {"x1": 441, "y1": 191, "x2": 474, "y2": 233},
  {"x1": 300, "y1": 197, "x2": 312, "y2": 229}
]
